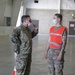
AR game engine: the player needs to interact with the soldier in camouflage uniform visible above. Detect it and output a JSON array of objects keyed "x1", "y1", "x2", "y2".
[
  {"x1": 11, "y1": 15, "x2": 33, "y2": 75},
  {"x1": 45, "y1": 13, "x2": 67, "y2": 75}
]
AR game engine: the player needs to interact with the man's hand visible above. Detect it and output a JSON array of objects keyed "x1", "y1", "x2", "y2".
[
  {"x1": 44, "y1": 51, "x2": 48, "y2": 59},
  {"x1": 57, "y1": 52, "x2": 62, "y2": 61}
]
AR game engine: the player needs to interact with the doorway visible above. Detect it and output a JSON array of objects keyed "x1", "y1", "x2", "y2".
[{"x1": 69, "y1": 21, "x2": 75, "y2": 35}]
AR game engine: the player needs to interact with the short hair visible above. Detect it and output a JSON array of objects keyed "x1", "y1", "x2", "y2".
[
  {"x1": 21, "y1": 15, "x2": 30, "y2": 23},
  {"x1": 54, "y1": 13, "x2": 62, "y2": 21}
]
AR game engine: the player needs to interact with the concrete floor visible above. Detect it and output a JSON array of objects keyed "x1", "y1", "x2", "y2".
[{"x1": 0, "y1": 34, "x2": 75, "y2": 75}]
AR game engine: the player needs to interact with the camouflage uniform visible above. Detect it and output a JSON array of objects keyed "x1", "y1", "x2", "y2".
[
  {"x1": 48, "y1": 26, "x2": 67, "y2": 75},
  {"x1": 11, "y1": 24, "x2": 32, "y2": 75}
]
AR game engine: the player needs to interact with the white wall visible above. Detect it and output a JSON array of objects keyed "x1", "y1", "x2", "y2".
[
  {"x1": 26, "y1": 0, "x2": 58, "y2": 10},
  {"x1": 4, "y1": 0, "x2": 12, "y2": 17},
  {"x1": 26, "y1": 0, "x2": 75, "y2": 10},
  {"x1": 11, "y1": 0, "x2": 21, "y2": 26},
  {"x1": 16, "y1": 6, "x2": 23, "y2": 27},
  {"x1": 61, "y1": 0, "x2": 75, "y2": 10},
  {"x1": 0, "y1": 0, "x2": 7, "y2": 26}
]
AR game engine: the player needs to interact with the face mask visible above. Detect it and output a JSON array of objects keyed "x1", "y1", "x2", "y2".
[
  {"x1": 52, "y1": 19, "x2": 57, "y2": 25},
  {"x1": 28, "y1": 22, "x2": 32, "y2": 26}
]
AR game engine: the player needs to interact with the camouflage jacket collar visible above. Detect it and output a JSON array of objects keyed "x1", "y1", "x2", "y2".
[{"x1": 21, "y1": 24, "x2": 27, "y2": 29}]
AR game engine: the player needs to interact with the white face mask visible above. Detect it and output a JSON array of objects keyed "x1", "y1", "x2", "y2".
[
  {"x1": 52, "y1": 19, "x2": 57, "y2": 25},
  {"x1": 28, "y1": 22, "x2": 31, "y2": 26}
]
